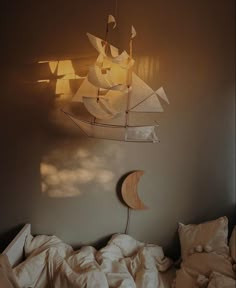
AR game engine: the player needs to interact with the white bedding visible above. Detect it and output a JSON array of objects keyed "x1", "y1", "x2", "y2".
[{"x1": 13, "y1": 234, "x2": 174, "y2": 288}]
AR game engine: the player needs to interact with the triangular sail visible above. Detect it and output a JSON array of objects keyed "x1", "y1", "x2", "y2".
[
  {"x1": 86, "y1": 33, "x2": 133, "y2": 66},
  {"x1": 72, "y1": 78, "x2": 98, "y2": 103},
  {"x1": 110, "y1": 45, "x2": 119, "y2": 57},
  {"x1": 112, "y1": 51, "x2": 131, "y2": 66},
  {"x1": 128, "y1": 73, "x2": 155, "y2": 109},
  {"x1": 82, "y1": 90, "x2": 126, "y2": 120},
  {"x1": 88, "y1": 64, "x2": 127, "y2": 91},
  {"x1": 156, "y1": 87, "x2": 169, "y2": 104},
  {"x1": 88, "y1": 64, "x2": 113, "y2": 89},
  {"x1": 130, "y1": 93, "x2": 163, "y2": 112},
  {"x1": 83, "y1": 96, "x2": 117, "y2": 120},
  {"x1": 87, "y1": 33, "x2": 106, "y2": 56}
]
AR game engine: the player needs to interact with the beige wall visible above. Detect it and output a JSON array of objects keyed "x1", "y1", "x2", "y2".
[{"x1": 1, "y1": 0, "x2": 235, "y2": 256}]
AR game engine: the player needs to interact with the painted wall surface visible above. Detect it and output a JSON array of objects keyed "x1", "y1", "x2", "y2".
[{"x1": 1, "y1": 0, "x2": 235, "y2": 256}]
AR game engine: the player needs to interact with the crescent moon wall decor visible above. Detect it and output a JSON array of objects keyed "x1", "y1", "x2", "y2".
[{"x1": 121, "y1": 171, "x2": 148, "y2": 210}]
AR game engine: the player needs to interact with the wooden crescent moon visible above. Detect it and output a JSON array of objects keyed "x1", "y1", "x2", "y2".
[{"x1": 121, "y1": 171, "x2": 148, "y2": 210}]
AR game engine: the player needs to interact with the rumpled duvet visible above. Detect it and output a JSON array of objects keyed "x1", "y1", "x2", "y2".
[{"x1": 13, "y1": 234, "x2": 173, "y2": 288}]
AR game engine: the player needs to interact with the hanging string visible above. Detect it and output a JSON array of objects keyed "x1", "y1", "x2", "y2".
[
  {"x1": 114, "y1": 0, "x2": 118, "y2": 21},
  {"x1": 124, "y1": 207, "x2": 131, "y2": 234}
]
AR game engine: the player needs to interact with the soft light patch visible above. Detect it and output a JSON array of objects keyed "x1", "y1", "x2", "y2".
[{"x1": 40, "y1": 143, "x2": 117, "y2": 198}]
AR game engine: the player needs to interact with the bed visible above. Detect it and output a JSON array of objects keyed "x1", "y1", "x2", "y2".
[
  {"x1": 2, "y1": 224, "x2": 176, "y2": 288},
  {"x1": 1, "y1": 217, "x2": 236, "y2": 288}
]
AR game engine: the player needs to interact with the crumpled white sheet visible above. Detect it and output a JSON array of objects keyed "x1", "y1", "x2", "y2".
[{"x1": 13, "y1": 234, "x2": 173, "y2": 288}]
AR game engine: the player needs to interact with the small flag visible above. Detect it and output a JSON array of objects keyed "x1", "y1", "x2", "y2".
[
  {"x1": 131, "y1": 26, "x2": 137, "y2": 39},
  {"x1": 108, "y1": 14, "x2": 116, "y2": 29}
]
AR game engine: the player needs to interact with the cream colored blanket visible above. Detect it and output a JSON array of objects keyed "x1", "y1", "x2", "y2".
[{"x1": 13, "y1": 234, "x2": 173, "y2": 288}]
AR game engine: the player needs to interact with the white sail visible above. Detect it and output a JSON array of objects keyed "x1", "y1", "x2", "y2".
[
  {"x1": 110, "y1": 45, "x2": 119, "y2": 57},
  {"x1": 83, "y1": 96, "x2": 117, "y2": 120},
  {"x1": 130, "y1": 92, "x2": 164, "y2": 113},
  {"x1": 156, "y1": 86, "x2": 169, "y2": 104},
  {"x1": 128, "y1": 73, "x2": 154, "y2": 107},
  {"x1": 82, "y1": 89, "x2": 126, "y2": 120},
  {"x1": 88, "y1": 63, "x2": 127, "y2": 91},
  {"x1": 87, "y1": 33, "x2": 106, "y2": 56},
  {"x1": 86, "y1": 33, "x2": 133, "y2": 67},
  {"x1": 88, "y1": 64, "x2": 113, "y2": 89},
  {"x1": 125, "y1": 125, "x2": 159, "y2": 142},
  {"x1": 112, "y1": 50, "x2": 132, "y2": 66},
  {"x1": 72, "y1": 75, "x2": 127, "y2": 120},
  {"x1": 72, "y1": 78, "x2": 98, "y2": 103}
]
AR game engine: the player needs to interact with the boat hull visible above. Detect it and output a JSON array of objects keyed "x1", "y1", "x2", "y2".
[{"x1": 64, "y1": 112, "x2": 159, "y2": 143}]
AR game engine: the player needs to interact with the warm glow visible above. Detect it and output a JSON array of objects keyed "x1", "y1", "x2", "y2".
[
  {"x1": 40, "y1": 144, "x2": 121, "y2": 198},
  {"x1": 55, "y1": 79, "x2": 72, "y2": 95},
  {"x1": 134, "y1": 56, "x2": 160, "y2": 85},
  {"x1": 48, "y1": 61, "x2": 58, "y2": 74},
  {"x1": 37, "y1": 14, "x2": 169, "y2": 143},
  {"x1": 37, "y1": 59, "x2": 85, "y2": 100},
  {"x1": 57, "y1": 60, "x2": 75, "y2": 76}
]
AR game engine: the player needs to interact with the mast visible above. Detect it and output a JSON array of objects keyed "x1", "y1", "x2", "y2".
[
  {"x1": 125, "y1": 26, "x2": 136, "y2": 128},
  {"x1": 94, "y1": 14, "x2": 118, "y2": 124}
]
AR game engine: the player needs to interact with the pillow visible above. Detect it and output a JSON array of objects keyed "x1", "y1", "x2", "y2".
[
  {"x1": 0, "y1": 254, "x2": 20, "y2": 288},
  {"x1": 178, "y1": 216, "x2": 229, "y2": 260},
  {"x1": 229, "y1": 226, "x2": 236, "y2": 263}
]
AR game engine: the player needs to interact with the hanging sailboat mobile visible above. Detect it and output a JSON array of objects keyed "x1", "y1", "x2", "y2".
[{"x1": 62, "y1": 15, "x2": 169, "y2": 142}]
